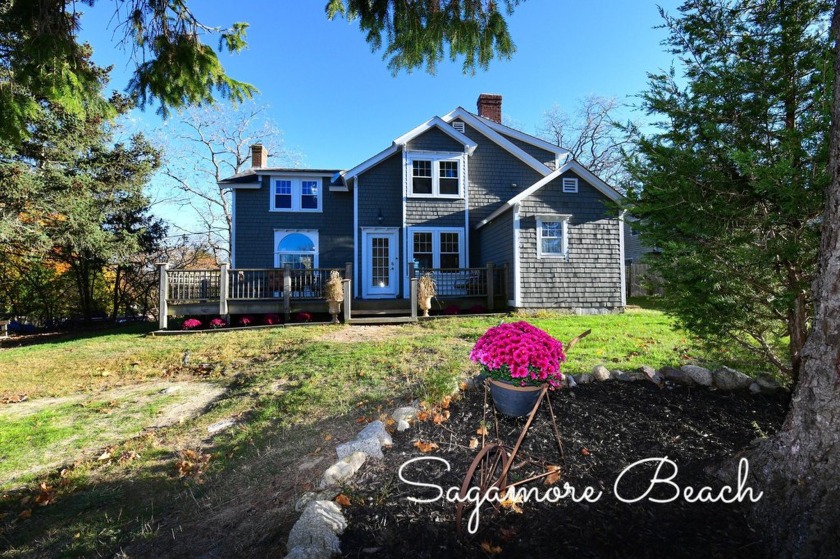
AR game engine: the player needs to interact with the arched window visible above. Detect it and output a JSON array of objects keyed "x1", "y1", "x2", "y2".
[{"x1": 274, "y1": 230, "x2": 318, "y2": 269}]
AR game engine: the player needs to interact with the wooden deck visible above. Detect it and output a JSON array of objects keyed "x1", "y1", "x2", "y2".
[{"x1": 158, "y1": 263, "x2": 508, "y2": 328}]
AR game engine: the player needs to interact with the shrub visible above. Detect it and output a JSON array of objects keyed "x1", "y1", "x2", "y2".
[
  {"x1": 295, "y1": 311, "x2": 312, "y2": 323},
  {"x1": 209, "y1": 318, "x2": 227, "y2": 329},
  {"x1": 443, "y1": 305, "x2": 460, "y2": 316},
  {"x1": 238, "y1": 315, "x2": 254, "y2": 327},
  {"x1": 263, "y1": 314, "x2": 281, "y2": 325},
  {"x1": 182, "y1": 318, "x2": 202, "y2": 330},
  {"x1": 468, "y1": 304, "x2": 487, "y2": 314}
]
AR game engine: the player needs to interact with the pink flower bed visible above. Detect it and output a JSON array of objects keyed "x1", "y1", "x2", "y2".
[{"x1": 209, "y1": 318, "x2": 227, "y2": 329}]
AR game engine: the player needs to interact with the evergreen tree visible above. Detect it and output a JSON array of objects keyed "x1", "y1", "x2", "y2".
[{"x1": 626, "y1": 0, "x2": 833, "y2": 379}]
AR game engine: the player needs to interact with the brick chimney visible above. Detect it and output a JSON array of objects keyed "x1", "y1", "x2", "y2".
[
  {"x1": 477, "y1": 94, "x2": 502, "y2": 123},
  {"x1": 251, "y1": 144, "x2": 267, "y2": 168}
]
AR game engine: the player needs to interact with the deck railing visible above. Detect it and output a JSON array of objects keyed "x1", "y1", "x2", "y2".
[
  {"x1": 411, "y1": 263, "x2": 507, "y2": 308},
  {"x1": 166, "y1": 269, "x2": 221, "y2": 301},
  {"x1": 228, "y1": 268, "x2": 335, "y2": 300}
]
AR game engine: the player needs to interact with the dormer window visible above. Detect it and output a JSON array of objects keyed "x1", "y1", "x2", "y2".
[
  {"x1": 270, "y1": 177, "x2": 322, "y2": 212},
  {"x1": 408, "y1": 154, "x2": 462, "y2": 198}
]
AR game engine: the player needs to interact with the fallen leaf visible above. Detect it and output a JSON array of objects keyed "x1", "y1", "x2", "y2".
[
  {"x1": 334, "y1": 494, "x2": 351, "y2": 507},
  {"x1": 544, "y1": 465, "x2": 561, "y2": 485},
  {"x1": 476, "y1": 425, "x2": 489, "y2": 436},
  {"x1": 468, "y1": 437, "x2": 479, "y2": 449},
  {"x1": 18, "y1": 509, "x2": 31, "y2": 519},
  {"x1": 581, "y1": 447, "x2": 591, "y2": 456},
  {"x1": 440, "y1": 395, "x2": 452, "y2": 409},
  {"x1": 416, "y1": 410, "x2": 430, "y2": 422},
  {"x1": 480, "y1": 541, "x2": 503, "y2": 554},
  {"x1": 432, "y1": 410, "x2": 450, "y2": 425},
  {"x1": 323, "y1": 434, "x2": 333, "y2": 442},
  {"x1": 356, "y1": 416, "x2": 369, "y2": 424},
  {"x1": 500, "y1": 495, "x2": 524, "y2": 514},
  {"x1": 459, "y1": 381, "x2": 468, "y2": 391},
  {"x1": 97, "y1": 450, "x2": 112, "y2": 461},
  {"x1": 413, "y1": 440, "x2": 439, "y2": 453}
]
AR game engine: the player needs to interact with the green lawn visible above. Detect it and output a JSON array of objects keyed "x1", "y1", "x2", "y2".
[{"x1": 0, "y1": 310, "x2": 722, "y2": 557}]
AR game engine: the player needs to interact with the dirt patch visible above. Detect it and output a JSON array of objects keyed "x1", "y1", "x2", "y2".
[
  {"x1": 340, "y1": 381, "x2": 788, "y2": 558},
  {"x1": 317, "y1": 325, "x2": 412, "y2": 344}
]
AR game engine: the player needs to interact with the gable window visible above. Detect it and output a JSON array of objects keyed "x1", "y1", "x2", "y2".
[
  {"x1": 562, "y1": 177, "x2": 579, "y2": 193},
  {"x1": 412, "y1": 160, "x2": 433, "y2": 194},
  {"x1": 409, "y1": 228, "x2": 464, "y2": 271},
  {"x1": 274, "y1": 230, "x2": 319, "y2": 269},
  {"x1": 271, "y1": 178, "x2": 322, "y2": 211},
  {"x1": 536, "y1": 216, "x2": 570, "y2": 258},
  {"x1": 408, "y1": 155, "x2": 462, "y2": 198}
]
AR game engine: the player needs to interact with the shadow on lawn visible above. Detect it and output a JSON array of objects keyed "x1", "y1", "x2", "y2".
[
  {"x1": 0, "y1": 322, "x2": 155, "y2": 349},
  {"x1": 0, "y1": 401, "x2": 387, "y2": 558}
]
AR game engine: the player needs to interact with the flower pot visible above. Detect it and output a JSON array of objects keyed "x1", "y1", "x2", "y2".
[
  {"x1": 488, "y1": 379, "x2": 543, "y2": 417},
  {"x1": 328, "y1": 300, "x2": 341, "y2": 323},
  {"x1": 420, "y1": 296, "x2": 432, "y2": 317}
]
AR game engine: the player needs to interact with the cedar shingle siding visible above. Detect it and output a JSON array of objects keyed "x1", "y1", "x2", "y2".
[
  {"x1": 517, "y1": 171, "x2": 622, "y2": 309},
  {"x1": 233, "y1": 175, "x2": 353, "y2": 269}
]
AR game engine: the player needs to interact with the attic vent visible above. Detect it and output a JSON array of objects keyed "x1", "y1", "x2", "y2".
[
  {"x1": 562, "y1": 177, "x2": 579, "y2": 193},
  {"x1": 452, "y1": 120, "x2": 465, "y2": 134}
]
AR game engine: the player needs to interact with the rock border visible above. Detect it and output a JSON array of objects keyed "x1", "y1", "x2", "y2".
[
  {"x1": 284, "y1": 402, "x2": 420, "y2": 559},
  {"x1": 573, "y1": 364, "x2": 785, "y2": 395}
]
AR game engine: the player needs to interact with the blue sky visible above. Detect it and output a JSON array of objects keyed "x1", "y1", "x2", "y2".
[{"x1": 79, "y1": 0, "x2": 682, "y2": 170}]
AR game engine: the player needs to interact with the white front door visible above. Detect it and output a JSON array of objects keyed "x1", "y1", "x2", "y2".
[{"x1": 362, "y1": 229, "x2": 399, "y2": 298}]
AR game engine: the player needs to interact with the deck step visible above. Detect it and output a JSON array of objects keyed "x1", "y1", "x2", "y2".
[
  {"x1": 351, "y1": 308, "x2": 412, "y2": 317},
  {"x1": 347, "y1": 316, "x2": 417, "y2": 325}
]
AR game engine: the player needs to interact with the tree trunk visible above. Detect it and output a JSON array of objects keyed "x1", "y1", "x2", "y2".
[
  {"x1": 739, "y1": 3, "x2": 840, "y2": 554},
  {"x1": 111, "y1": 265, "x2": 121, "y2": 323}
]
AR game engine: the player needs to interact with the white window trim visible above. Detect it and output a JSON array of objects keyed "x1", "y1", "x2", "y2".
[
  {"x1": 406, "y1": 152, "x2": 464, "y2": 199},
  {"x1": 269, "y1": 177, "x2": 323, "y2": 212},
  {"x1": 407, "y1": 227, "x2": 465, "y2": 271},
  {"x1": 273, "y1": 229, "x2": 319, "y2": 268},
  {"x1": 562, "y1": 177, "x2": 579, "y2": 194},
  {"x1": 536, "y1": 215, "x2": 570, "y2": 259}
]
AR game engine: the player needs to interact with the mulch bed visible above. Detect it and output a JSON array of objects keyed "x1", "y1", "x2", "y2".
[{"x1": 340, "y1": 380, "x2": 788, "y2": 558}]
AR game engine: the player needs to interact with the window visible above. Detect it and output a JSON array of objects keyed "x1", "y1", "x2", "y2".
[
  {"x1": 408, "y1": 155, "x2": 462, "y2": 197},
  {"x1": 271, "y1": 178, "x2": 322, "y2": 211},
  {"x1": 274, "y1": 180, "x2": 292, "y2": 209},
  {"x1": 439, "y1": 161, "x2": 459, "y2": 195},
  {"x1": 274, "y1": 230, "x2": 318, "y2": 269},
  {"x1": 536, "y1": 216, "x2": 570, "y2": 258},
  {"x1": 412, "y1": 160, "x2": 433, "y2": 194},
  {"x1": 413, "y1": 232, "x2": 433, "y2": 270},
  {"x1": 439, "y1": 232, "x2": 460, "y2": 269},
  {"x1": 562, "y1": 177, "x2": 579, "y2": 193},
  {"x1": 409, "y1": 228, "x2": 464, "y2": 271}
]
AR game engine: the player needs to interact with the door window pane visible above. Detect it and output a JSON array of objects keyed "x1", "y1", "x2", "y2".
[{"x1": 371, "y1": 237, "x2": 390, "y2": 287}]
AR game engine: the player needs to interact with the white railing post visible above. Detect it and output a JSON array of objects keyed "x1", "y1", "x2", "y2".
[
  {"x1": 219, "y1": 263, "x2": 229, "y2": 318},
  {"x1": 157, "y1": 262, "x2": 169, "y2": 330},
  {"x1": 410, "y1": 277, "x2": 418, "y2": 320},
  {"x1": 283, "y1": 263, "x2": 292, "y2": 320},
  {"x1": 343, "y1": 278, "x2": 352, "y2": 323},
  {"x1": 486, "y1": 262, "x2": 495, "y2": 311}
]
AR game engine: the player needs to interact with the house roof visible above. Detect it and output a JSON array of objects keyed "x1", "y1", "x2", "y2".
[
  {"x1": 470, "y1": 111, "x2": 570, "y2": 158},
  {"x1": 219, "y1": 168, "x2": 342, "y2": 188},
  {"x1": 441, "y1": 107, "x2": 554, "y2": 175},
  {"x1": 475, "y1": 159, "x2": 624, "y2": 229},
  {"x1": 343, "y1": 116, "x2": 478, "y2": 183}
]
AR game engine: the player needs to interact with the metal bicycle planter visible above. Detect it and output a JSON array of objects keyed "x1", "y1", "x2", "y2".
[{"x1": 455, "y1": 330, "x2": 590, "y2": 535}]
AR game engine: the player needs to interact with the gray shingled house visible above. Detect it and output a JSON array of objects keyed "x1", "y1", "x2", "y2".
[{"x1": 198, "y1": 94, "x2": 625, "y2": 321}]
